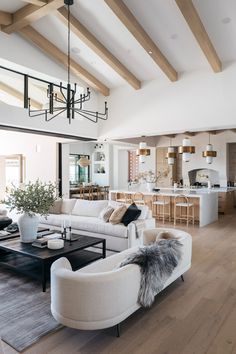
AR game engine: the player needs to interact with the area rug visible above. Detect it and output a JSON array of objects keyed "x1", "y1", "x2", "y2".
[{"x1": 0, "y1": 268, "x2": 62, "y2": 353}]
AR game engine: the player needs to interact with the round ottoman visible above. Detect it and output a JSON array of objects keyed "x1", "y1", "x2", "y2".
[{"x1": 0, "y1": 217, "x2": 12, "y2": 230}]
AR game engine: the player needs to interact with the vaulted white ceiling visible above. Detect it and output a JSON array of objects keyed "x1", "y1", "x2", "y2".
[{"x1": 0, "y1": 0, "x2": 236, "y2": 91}]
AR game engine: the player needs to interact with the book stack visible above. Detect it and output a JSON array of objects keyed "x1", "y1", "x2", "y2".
[{"x1": 32, "y1": 238, "x2": 48, "y2": 248}]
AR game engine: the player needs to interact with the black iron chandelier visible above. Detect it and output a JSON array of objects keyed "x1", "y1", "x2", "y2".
[{"x1": 28, "y1": 0, "x2": 108, "y2": 124}]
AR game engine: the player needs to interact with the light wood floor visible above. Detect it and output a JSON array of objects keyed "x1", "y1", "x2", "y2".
[{"x1": 3, "y1": 212, "x2": 236, "y2": 354}]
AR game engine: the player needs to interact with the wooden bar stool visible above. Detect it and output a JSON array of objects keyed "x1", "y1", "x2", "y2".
[
  {"x1": 152, "y1": 195, "x2": 171, "y2": 223},
  {"x1": 115, "y1": 192, "x2": 132, "y2": 204},
  {"x1": 174, "y1": 195, "x2": 195, "y2": 227},
  {"x1": 132, "y1": 192, "x2": 146, "y2": 205}
]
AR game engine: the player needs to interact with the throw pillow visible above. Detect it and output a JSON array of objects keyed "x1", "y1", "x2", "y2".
[
  {"x1": 109, "y1": 205, "x2": 127, "y2": 225},
  {"x1": 99, "y1": 206, "x2": 114, "y2": 222},
  {"x1": 49, "y1": 199, "x2": 62, "y2": 214},
  {"x1": 61, "y1": 199, "x2": 77, "y2": 214},
  {"x1": 155, "y1": 230, "x2": 179, "y2": 242},
  {"x1": 121, "y1": 203, "x2": 141, "y2": 226}
]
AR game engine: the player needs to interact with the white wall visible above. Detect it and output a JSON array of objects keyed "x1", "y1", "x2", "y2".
[
  {"x1": 156, "y1": 131, "x2": 236, "y2": 187},
  {"x1": 0, "y1": 130, "x2": 68, "y2": 198},
  {"x1": 99, "y1": 62, "x2": 236, "y2": 139},
  {"x1": 0, "y1": 101, "x2": 98, "y2": 139},
  {"x1": 0, "y1": 32, "x2": 99, "y2": 139}
]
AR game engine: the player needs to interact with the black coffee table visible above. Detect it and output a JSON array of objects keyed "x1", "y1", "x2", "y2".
[{"x1": 0, "y1": 235, "x2": 106, "y2": 292}]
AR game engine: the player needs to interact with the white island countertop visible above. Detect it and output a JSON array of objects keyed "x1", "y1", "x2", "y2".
[{"x1": 110, "y1": 188, "x2": 220, "y2": 227}]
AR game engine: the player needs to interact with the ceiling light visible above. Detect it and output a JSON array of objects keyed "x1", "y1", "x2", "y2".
[
  {"x1": 178, "y1": 138, "x2": 195, "y2": 162},
  {"x1": 170, "y1": 34, "x2": 178, "y2": 40},
  {"x1": 136, "y1": 141, "x2": 150, "y2": 164},
  {"x1": 202, "y1": 133, "x2": 217, "y2": 164},
  {"x1": 222, "y1": 17, "x2": 231, "y2": 24},
  {"x1": 71, "y1": 47, "x2": 80, "y2": 54},
  {"x1": 166, "y1": 139, "x2": 177, "y2": 165},
  {"x1": 28, "y1": 0, "x2": 108, "y2": 124},
  {"x1": 148, "y1": 50, "x2": 153, "y2": 54},
  {"x1": 78, "y1": 156, "x2": 91, "y2": 168}
]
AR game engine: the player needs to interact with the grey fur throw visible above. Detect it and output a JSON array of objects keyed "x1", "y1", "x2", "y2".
[{"x1": 119, "y1": 239, "x2": 183, "y2": 307}]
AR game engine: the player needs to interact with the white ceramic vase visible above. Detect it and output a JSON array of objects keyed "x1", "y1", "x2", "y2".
[
  {"x1": 146, "y1": 182, "x2": 156, "y2": 192},
  {"x1": 18, "y1": 213, "x2": 39, "y2": 243}
]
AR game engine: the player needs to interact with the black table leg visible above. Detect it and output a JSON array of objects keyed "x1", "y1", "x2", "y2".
[
  {"x1": 102, "y1": 239, "x2": 106, "y2": 258},
  {"x1": 41, "y1": 260, "x2": 47, "y2": 292}
]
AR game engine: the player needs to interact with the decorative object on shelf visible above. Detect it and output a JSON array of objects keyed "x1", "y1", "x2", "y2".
[
  {"x1": 166, "y1": 139, "x2": 177, "y2": 165},
  {"x1": 94, "y1": 143, "x2": 104, "y2": 149},
  {"x1": 136, "y1": 140, "x2": 150, "y2": 164},
  {"x1": 78, "y1": 155, "x2": 91, "y2": 168},
  {"x1": 202, "y1": 133, "x2": 217, "y2": 164},
  {"x1": 28, "y1": 0, "x2": 108, "y2": 124},
  {"x1": 48, "y1": 239, "x2": 64, "y2": 250},
  {"x1": 4, "y1": 180, "x2": 57, "y2": 243},
  {"x1": 178, "y1": 137, "x2": 195, "y2": 162}
]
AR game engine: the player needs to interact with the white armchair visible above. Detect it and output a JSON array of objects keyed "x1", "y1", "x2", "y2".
[{"x1": 51, "y1": 228, "x2": 192, "y2": 335}]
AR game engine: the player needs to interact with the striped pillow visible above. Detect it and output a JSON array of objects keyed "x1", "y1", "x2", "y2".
[{"x1": 99, "y1": 206, "x2": 114, "y2": 222}]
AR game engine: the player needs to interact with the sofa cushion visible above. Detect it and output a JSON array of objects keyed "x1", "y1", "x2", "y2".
[
  {"x1": 121, "y1": 203, "x2": 141, "y2": 226},
  {"x1": 99, "y1": 206, "x2": 114, "y2": 222},
  {"x1": 72, "y1": 200, "x2": 108, "y2": 217},
  {"x1": 49, "y1": 199, "x2": 62, "y2": 214},
  {"x1": 109, "y1": 205, "x2": 127, "y2": 225},
  {"x1": 40, "y1": 214, "x2": 128, "y2": 238},
  {"x1": 61, "y1": 199, "x2": 77, "y2": 214}
]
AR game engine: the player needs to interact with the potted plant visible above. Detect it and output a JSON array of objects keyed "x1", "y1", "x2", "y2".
[{"x1": 5, "y1": 180, "x2": 57, "y2": 243}]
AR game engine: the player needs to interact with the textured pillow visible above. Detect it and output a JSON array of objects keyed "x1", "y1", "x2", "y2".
[
  {"x1": 155, "y1": 230, "x2": 179, "y2": 242},
  {"x1": 49, "y1": 199, "x2": 62, "y2": 214},
  {"x1": 109, "y1": 205, "x2": 127, "y2": 225},
  {"x1": 99, "y1": 206, "x2": 114, "y2": 222},
  {"x1": 61, "y1": 199, "x2": 77, "y2": 214},
  {"x1": 121, "y1": 203, "x2": 141, "y2": 226}
]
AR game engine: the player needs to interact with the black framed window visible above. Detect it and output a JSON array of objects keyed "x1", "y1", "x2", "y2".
[{"x1": 69, "y1": 154, "x2": 90, "y2": 185}]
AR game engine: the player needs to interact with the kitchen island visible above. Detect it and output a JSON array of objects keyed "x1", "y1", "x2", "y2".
[{"x1": 110, "y1": 188, "x2": 219, "y2": 227}]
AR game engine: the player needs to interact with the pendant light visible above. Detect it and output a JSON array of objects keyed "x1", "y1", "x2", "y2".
[
  {"x1": 166, "y1": 139, "x2": 177, "y2": 165},
  {"x1": 202, "y1": 133, "x2": 217, "y2": 164},
  {"x1": 78, "y1": 156, "x2": 91, "y2": 168},
  {"x1": 28, "y1": 0, "x2": 108, "y2": 124},
  {"x1": 78, "y1": 143, "x2": 91, "y2": 167},
  {"x1": 136, "y1": 138, "x2": 150, "y2": 164},
  {"x1": 178, "y1": 137, "x2": 195, "y2": 162}
]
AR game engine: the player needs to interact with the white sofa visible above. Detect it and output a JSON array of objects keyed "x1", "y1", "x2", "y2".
[
  {"x1": 51, "y1": 228, "x2": 192, "y2": 334},
  {"x1": 39, "y1": 199, "x2": 155, "y2": 252}
]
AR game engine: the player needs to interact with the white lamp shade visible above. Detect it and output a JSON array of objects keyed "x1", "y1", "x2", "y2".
[
  {"x1": 183, "y1": 152, "x2": 190, "y2": 162},
  {"x1": 167, "y1": 146, "x2": 175, "y2": 165},
  {"x1": 139, "y1": 155, "x2": 146, "y2": 164},
  {"x1": 183, "y1": 138, "x2": 191, "y2": 147},
  {"x1": 139, "y1": 142, "x2": 147, "y2": 149},
  {"x1": 206, "y1": 144, "x2": 213, "y2": 151},
  {"x1": 206, "y1": 156, "x2": 213, "y2": 164}
]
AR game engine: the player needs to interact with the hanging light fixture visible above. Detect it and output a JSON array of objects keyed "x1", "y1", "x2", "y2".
[
  {"x1": 136, "y1": 140, "x2": 150, "y2": 164},
  {"x1": 202, "y1": 133, "x2": 217, "y2": 164},
  {"x1": 178, "y1": 137, "x2": 195, "y2": 162},
  {"x1": 28, "y1": 0, "x2": 108, "y2": 124},
  {"x1": 78, "y1": 156, "x2": 91, "y2": 168},
  {"x1": 166, "y1": 139, "x2": 177, "y2": 165}
]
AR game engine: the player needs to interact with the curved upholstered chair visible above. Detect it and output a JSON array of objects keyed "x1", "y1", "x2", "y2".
[{"x1": 51, "y1": 228, "x2": 192, "y2": 336}]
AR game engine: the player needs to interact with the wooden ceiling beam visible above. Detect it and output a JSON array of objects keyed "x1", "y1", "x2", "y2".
[
  {"x1": 175, "y1": 0, "x2": 222, "y2": 73},
  {"x1": 57, "y1": 8, "x2": 141, "y2": 90},
  {"x1": 20, "y1": 0, "x2": 47, "y2": 6},
  {"x1": 0, "y1": 81, "x2": 43, "y2": 109},
  {"x1": 104, "y1": 0, "x2": 178, "y2": 82},
  {"x1": 19, "y1": 26, "x2": 110, "y2": 96},
  {"x1": 1, "y1": 0, "x2": 64, "y2": 34},
  {"x1": 0, "y1": 10, "x2": 12, "y2": 26}
]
